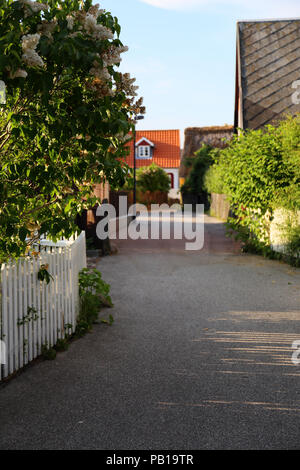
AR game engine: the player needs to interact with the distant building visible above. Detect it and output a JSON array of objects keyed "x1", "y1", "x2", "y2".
[
  {"x1": 179, "y1": 125, "x2": 233, "y2": 182},
  {"x1": 127, "y1": 129, "x2": 181, "y2": 199},
  {"x1": 234, "y1": 19, "x2": 300, "y2": 131}
]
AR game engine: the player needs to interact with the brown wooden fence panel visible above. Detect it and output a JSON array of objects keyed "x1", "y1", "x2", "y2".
[{"x1": 210, "y1": 193, "x2": 230, "y2": 220}]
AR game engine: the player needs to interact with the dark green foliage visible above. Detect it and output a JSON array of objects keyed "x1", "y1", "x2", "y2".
[
  {"x1": 17, "y1": 306, "x2": 39, "y2": 326},
  {"x1": 101, "y1": 314, "x2": 114, "y2": 326},
  {"x1": 181, "y1": 145, "x2": 218, "y2": 200},
  {"x1": 37, "y1": 264, "x2": 53, "y2": 284},
  {"x1": 136, "y1": 163, "x2": 171, "y2": 193},
  {"x1": 76, "y1": 268, "x2": 113, "y2": 337},
  {"x1": 204, "y1": 163, "x2": 227, "y2": 195},
  {"x1": 41, "y1": 343, "x2": 57, "y2": 360},
  {"x1": 212, "y1": 115, "x2": 300, "y2": 260},
  {"x1": 55, "y1": 338, "x2": 69, "y2": 352},
  {"x1": 280, "y1": 217, "x2": 300, "y2": 265}
]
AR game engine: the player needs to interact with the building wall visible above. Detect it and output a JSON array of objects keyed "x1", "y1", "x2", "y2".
[
  {"x1": 164, "y1": 168, "x2": 180, "y2": 199},
  {"x1": 164, "y1": 168, "x2": 179, "y2": 189},
  {"x1": 270, "y1": 208, "x2": 300, "y2": 254}
]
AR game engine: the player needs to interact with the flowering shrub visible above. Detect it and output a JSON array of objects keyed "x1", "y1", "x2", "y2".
[
  {"x1": 137, "y1": 163, "x2": 171, "y2": 193},
  {"x1": 0, "y1": 0, "x2": 145, "y2": 261}
]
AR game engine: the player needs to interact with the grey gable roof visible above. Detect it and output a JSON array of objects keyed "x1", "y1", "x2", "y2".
[{"x1": 234, "y1": 19, "x2": 300, "y2": 130}]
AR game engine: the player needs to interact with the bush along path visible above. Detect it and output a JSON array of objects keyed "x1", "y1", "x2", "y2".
[{"x1": 203, "y1": 115, "x2": 300, "y2": 265}]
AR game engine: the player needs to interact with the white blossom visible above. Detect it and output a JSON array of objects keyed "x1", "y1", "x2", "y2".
[
  {"x1": 9, "y1": 68, "x2": 28, "y2": 79},
  {"x1": 84, "y1": 13, "x2": 113, "y2": 40},
  {"x1": 21, "y1": 33, "x2": 44, "y2": 67},
  {"x1": 68, "y1": 31, "x2": 81, "y2": 38},
  {"x1": 118, "y1": 73, "x2": 139, "y2": 97},
  {"x1": 102, "y1": 45, "x2": 128, "y2": 67},
  {"x1": 88, "y1": 4, "x2": 105, "y2": 18},
  {"x1": 37, "y1": 19, "x2": 57, "y2": 39},
  {"x1": 84, "y1": 13, "x2": 98, "y2": 32},
  {"x1": 66, "y1": 15, "x2": 74, "y2": 31},
  {"x1": 115, "y1": 132, "x2": 131, "y2": 143},
  {"x1": 21, "y1": 33, "x2": 40, "y2": 52},
  {"x1": 89, "y1": 65, "x2": 111, "y2": 82},
  {"x1": 22, "y1": 49, "x2": 44, "y2": 67},
  {"x1": 20, "y1": 0, "x2": 48, "y2": 17}
]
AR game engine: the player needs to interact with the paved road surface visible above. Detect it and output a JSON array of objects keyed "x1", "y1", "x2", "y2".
[{"x1": 0, "y1": 214, "x2": 300, "y2": 449}]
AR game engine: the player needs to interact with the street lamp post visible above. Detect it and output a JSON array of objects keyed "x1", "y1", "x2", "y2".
[{"x1": 133, "y1": 115, "x2": 144, "y2": 218}]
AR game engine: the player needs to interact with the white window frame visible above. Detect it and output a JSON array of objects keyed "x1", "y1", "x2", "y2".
[{"x1": 136, "y1": 145, "x2": 151, "y2": 159}]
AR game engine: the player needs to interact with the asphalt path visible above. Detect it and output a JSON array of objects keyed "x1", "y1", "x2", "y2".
[{"x1": 0, "y1": 214, "x2": 299, "y2": 449}]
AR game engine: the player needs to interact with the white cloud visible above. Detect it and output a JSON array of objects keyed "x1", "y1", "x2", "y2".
[
  {"x1": 139, "y1": 0, "x2": 206, "y2": 9},
  {"x1": 138, "y1": 0, "x2": 300, "y2": 17},
  {"x1": 139, "y1": 0, "x2": 227, "y2": 9}
]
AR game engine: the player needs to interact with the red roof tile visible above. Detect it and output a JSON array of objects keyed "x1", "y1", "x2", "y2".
[{"x1": 126, "y1": 129, "x2": 181, "y2": 169}]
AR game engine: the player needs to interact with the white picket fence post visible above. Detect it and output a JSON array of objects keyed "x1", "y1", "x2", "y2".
[{"x1": 0, "y1": 231, "x2": 86, "y2": 381}]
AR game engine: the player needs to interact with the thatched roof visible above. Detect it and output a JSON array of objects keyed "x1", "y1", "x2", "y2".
[{"x1": 180, "y1": 125, "x2": 233, "y2": 178}]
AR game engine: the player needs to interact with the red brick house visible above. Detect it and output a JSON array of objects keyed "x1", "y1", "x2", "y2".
[{"x1": 127, "y1": 129, "x2": 181, "y2": 199}]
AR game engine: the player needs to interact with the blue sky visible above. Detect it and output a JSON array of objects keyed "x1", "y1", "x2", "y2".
[{"x1": 99, "y1": 0, "x2": 300, "y2": 146}]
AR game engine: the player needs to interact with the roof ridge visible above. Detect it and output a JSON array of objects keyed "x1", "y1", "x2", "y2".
[
  {"x1": 136, "y1": 129, "x2": 180, "y2": 132},
  {"x1": 238, "y1": 18, "x2": 300, "y2": 23},
  {"x1": 185, "y1": 125, "x2": 234, "y2": 131}
]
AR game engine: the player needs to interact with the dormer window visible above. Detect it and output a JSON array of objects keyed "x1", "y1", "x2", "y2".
[
  {"x1": 135, "y1": 137, "x2": 154, "y2": 159},
  {"x1": 138, "y1": 145, "x2": 150, "y2": 158}
]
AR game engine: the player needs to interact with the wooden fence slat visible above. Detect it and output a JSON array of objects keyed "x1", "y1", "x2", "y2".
[
  {"x1": 44, "y1": 249, "x2": 50, "y2": 347},
  {"x1": 67, "y1": 247, "x2": 73, "y2": 332},
  {"x1": 8, "y1": 263, "x2": 14, "y2": 374},
  {"x1": 18, "y1": 260, "x2": 24, "y2": 369},
  {"x1": 40, "y1": 253, "x2": 46, "y2": 347},
  {"x1": 23, "y1": 260, "x2": 29, "y2": 366},
  {"x1": 27, "y1": 259, "x2": 33, "y2": 363},
  {"x1": 13, "y1": 262, "x2": 19, "y2": 371},
  {"x1": 32, "y1": 257, "x2": 37, "y2": 360},
  {"x1": 62, "y1": 248, "x2": 67, "y2": 339},
  {"x1": 1, "y1": 264, "x2": 8, "y2": 378},
  {"x1": 58, "y1": 248, "x2": 63, "y2": 340},
  {"x1": 53, "y1": 250, "x2": 57, "y2": 346},
  {"x1": 0, "y1": 232, "x2": 86, "y2": 381},
  {"x1": 36, "y1": 257, "x2": 42, "y2": 357}
]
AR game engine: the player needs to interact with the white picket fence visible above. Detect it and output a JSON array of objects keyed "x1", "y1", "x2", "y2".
[{"x1": 0, "y1": 231, "x2": 86, "y2": 381}]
